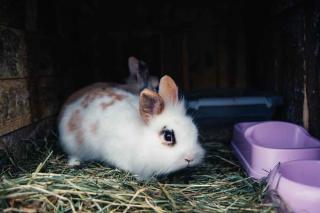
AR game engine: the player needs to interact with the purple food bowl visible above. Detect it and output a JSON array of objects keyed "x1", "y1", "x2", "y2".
[
  {"x1": 268, "y1": 160, "x2": 320, "y2": 213},
  {"x1": 231, "y1": 121, "x2": 320, "y2": 179}
]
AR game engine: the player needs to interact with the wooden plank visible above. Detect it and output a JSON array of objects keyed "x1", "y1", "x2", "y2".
[
  {"x1": 217, "y1": 27, "x2": 229, "y2": 88},
  {"x1": 270, "y1": 0, "x2": 307, "y2": 17},
  {"x1": 0, "y1": 117, "x2": 56, "y2": 160},
  {"x1": 304, "y1": 0, "x2": 320, "y2": 137},
  {"x1": 252, "y1": 4, "x2": 306, "y2": 124},
  {"x1": 161, "y1": 32, "x2": 183, "y2": 86},
  {"x1": 181, "y1": 33, "x2": 190, "y2": 91},
  {"x1": 0, "y1": 79, "x2": 30, "y2": 135},
  {"x1": 0, "y1": 0, "x2": 26, "y2": 29},
  {"x1": 0, "y1": 77, "x2": 59, "y2": 136},
  {"x1": 235, "y1": 29, "x2": 247, "y2": 88},
  {"x1": 25, "y1": 0, "x2": 38, "y2": 32},
  {"x1": 24, "y1": 33, "x2": 56, "y2": 77},
  {"x1": 0, "y1": 26, "x2": 26, "y2": 79},
  {"x1": 187, "y1": 31, "x2": 220, "y2": 89},
  {"x1": 0, "y1": 26, "x2": 57, "y2": 80},
  {"x1": 279, "y1": 10, "x2": 305, "y2": 125}
]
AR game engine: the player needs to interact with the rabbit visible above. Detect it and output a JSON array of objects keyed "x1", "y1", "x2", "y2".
[
  {"x1": 126, "y1": 56, "x2": 159, "y2": 94},
  {"x1": 58, "y1": 56, "x2": 158, "y2": 120},
  {"x1": 58, "y1": 75, "x2": 205, "y2": 180}
]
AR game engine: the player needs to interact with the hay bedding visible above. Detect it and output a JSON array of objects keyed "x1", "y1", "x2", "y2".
[{"x1": 0, "y1": 128, "x2": 277, "y2": 212}]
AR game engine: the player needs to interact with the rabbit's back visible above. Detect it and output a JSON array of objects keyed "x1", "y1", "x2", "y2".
[{"x1": 59, "y1": 85, "x2": 139, "y2": 161}]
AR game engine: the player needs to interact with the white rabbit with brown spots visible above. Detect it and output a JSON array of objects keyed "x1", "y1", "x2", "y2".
[{"x1": 58, "y1": 75, "x2": 205, "y2": 180}]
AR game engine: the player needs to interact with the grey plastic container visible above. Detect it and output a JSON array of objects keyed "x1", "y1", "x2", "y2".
[{"x1": 184, "y1": 89, "x2": 283, "y2": 125}]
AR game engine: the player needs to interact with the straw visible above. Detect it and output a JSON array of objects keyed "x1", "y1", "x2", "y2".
[{"x1": 0, "y1": 131, "x2": 277, "y2": 212}]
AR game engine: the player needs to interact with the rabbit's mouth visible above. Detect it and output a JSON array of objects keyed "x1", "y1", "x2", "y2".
[
  {"x1": 182, "y1": 149, "x2": 205, "y2": 168},
  {"x1": 186, "y1": 162, "x2": 193, "y2": 168},
  {"x1": 185, "y1": 159, "x2": 200, "y2": 168}
]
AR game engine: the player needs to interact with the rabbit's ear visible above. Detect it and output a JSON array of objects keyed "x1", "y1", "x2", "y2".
[
  {"x1": 139, "y1": 89, "x2": 164, "y2": 123},
  {"x1": 158, "y1": 75, "x2": 178, "y2": 104},
  {"x1": 136, "y1": 60, "x2": 149, "y2": 85},
  {"x1": 128, "y1": 57, "x2": 149, "y2": 85},
  {"x1": 128, "y1": 56, "x2": 139, "y2": 75}
]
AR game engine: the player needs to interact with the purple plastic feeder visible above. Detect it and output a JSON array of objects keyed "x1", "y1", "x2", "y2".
[
  {"x1": 231, "y1": 121, "x2": 320, "y2": 179},
  {"x1": 268, "y1": 160, "x2": 320, "y2": 213}
]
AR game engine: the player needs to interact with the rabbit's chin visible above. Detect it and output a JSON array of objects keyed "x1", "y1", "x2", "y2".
[{"x1": 129, "y1": 148, "x2": 205, "y2": 181}]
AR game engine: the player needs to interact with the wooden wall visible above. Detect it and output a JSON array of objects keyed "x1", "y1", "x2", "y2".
[
  {"x1": 0, "y1": 0, "x2": 248, "y2": 139},
  {"x1": 73, "y1": 1, "x2": 248, "y2": 92},
  {"x1": 0, "y1": 0, "x2": 59, "y2": 136},
  {"x1": 1, "y1": 0, "x2": 320, "y2": 142},
  {"x1": 0, "y1": 0, "x2": 88, "y2": 162},
  {"x1": 247, "y1": 0, "x2": 320, "y2": 137}
]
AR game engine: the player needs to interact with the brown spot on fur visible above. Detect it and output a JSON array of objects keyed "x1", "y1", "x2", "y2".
[
  {"x1": 81, "y1": 88, "x2": 127, "y2": 108},
  {"x1": 101, "y1": 101, "x2": 115, "y2": 110},
  {"x1": 68, "y1": 109, "x2": 84, "y2": 144},
  {"x1": 81, "y1": 88, "x2": 105, "y2": 108},
  {"x1": 90, "y1": 121, "x2": 99, "y2": 135},
  {"x1": 68, "y1": 109, "x2": 82, "y2": 132},
  {"x1": 110, "y1": 91, "x2": 126, "y2": 101},
  {"x1": 65, "y1": 83, "x2": 111, "y2": 106},
  {"x1": 76, "y1": 130, "x2": 84, "y2": 144},
  {"x1": 58, "y1": 82, "x2": 130, "y2": 122},
  {"x1": 58, "y1": 83, "x2": 111, "y2": 122}
]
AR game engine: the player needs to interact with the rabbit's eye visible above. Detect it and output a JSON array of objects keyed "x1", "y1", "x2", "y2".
[{"x1": 160, "y1": 127, "x2": 176, "y2": 146}]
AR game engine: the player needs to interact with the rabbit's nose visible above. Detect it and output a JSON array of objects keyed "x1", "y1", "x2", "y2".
[{"x1": 184, "y1": 154, "x2": 194, "y2": 163}]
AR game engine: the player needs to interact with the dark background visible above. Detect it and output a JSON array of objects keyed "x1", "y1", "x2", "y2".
[{"x1": 0, "y1": 0, "x2": 320, "y2": 148}]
